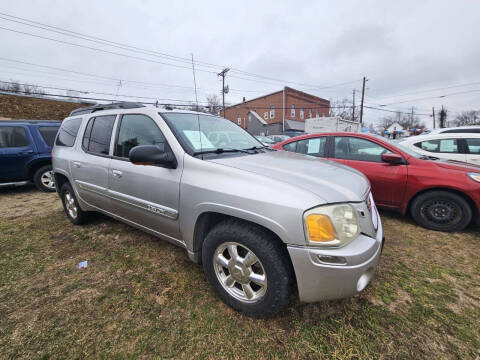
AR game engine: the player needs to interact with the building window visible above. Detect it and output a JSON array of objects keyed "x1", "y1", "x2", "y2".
[
  {"x1": 270, "y1": 105, "x2": 275, "y2": 119},
  {"x1": 291, "y1": 104, "x2": 295, "y2": 117},
  {"x1": 237, "y1": 116, "x2": 242, "y2": 126},
  {"x1": 300, "y1": 108, "x2": 304, "y2": 119},
  {"x1": 308, "y1": 109, "x2": 312, "y2": 118},
  {"x1": 264, "y1": 112, "x2": 268, "y2": 120},
  {"x1": 315, "y1": 111, "x2": 319, "y2": 118}
]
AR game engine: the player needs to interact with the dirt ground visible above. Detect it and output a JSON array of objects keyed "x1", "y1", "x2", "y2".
[{"x1": 0, "y1": 186, "x2": 479, "y2": 359}]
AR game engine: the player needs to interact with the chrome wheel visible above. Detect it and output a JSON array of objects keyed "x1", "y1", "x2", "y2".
[
  {"x1": 213, "y1": 242, "x2": 267, "y2": 303},
  {"x1": 64, "y1": 191, "x2": 78, "y2": 219},
  {"x1": 40, "y1": 170, "x2": 55, "y2": 190}
]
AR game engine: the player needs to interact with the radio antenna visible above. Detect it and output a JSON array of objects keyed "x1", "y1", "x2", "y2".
[{"x1": 191, "y1": 53, "x2": 203, "y2": 153}]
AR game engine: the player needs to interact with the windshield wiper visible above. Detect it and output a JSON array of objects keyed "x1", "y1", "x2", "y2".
[
  {"x1": 193, "y1": 148, "x2": 251, "y2": 156},
  {"x1": 420, "y1": 155, "x2": 439, "y2": 160},
  {"x1": 243, "y1": 145, "x2": 267, "y2": 151}
]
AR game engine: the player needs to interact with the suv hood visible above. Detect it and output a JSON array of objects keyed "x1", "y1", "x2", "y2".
[{"x1": 208, "y1": 150, "x2": 370, "y2": 204}]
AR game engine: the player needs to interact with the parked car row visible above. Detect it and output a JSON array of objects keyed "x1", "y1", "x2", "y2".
[
  {"x1": 272, "y1": 132, "x2": 480, "y2": 232},
  {"x1": 3, "y1": 108, "x2": 479, "y2": 318}
]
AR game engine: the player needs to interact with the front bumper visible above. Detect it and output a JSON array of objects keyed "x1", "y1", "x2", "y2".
[{"x1": 288, "y1": 217, "x2": 384, "y2": 303}]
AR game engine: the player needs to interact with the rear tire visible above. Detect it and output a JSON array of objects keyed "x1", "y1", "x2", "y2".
[
  {"x1": 33, "y1": 165, "x2": 56, "y2": 192},
  {"x1": 410, "y1": 190, "x2": 472, "y2": 232},
  {"x1": 60, "y1": 183, "x2": 87, "y2": 225},
  {"x1": 202, "y1": 219, "x2": 293, "y2": 318}
]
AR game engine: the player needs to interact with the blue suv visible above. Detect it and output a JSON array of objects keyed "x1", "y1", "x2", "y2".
[{"x1": 0, "y1": 120, "x2": 60, "y2": 192}]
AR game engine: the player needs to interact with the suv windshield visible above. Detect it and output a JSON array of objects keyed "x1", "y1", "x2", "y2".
[{"x1": 161, "y1": 112, "x2": 263, "y2": 154}]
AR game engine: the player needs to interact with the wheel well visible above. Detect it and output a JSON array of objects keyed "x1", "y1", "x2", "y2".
[
  {"x1": 407, "y1": 187, "x2": 478, "y2": 224},
  {"x1": 192, "y1": 211, "x2": 297, "y2": 289},
  {"x1": 28, "y1": 160, "x2": 51, "y2": 180},
  {"x1": 53, "y1": 173, "x2": 70, "y2": 194}
]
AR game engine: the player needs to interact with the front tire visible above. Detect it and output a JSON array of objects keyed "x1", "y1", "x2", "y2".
[
  {"x1": 410, "y1": 190, "x2": 472, "y2": 232},
  {"x1": 33, "y1": 165, "x2": 56, "y2": 192},
  {"x1": 60, "y1": 183, "x2": 87, "y2": 225},
  {"x1": 202, "y1": 219, "x2": 293, "y2": 318}
]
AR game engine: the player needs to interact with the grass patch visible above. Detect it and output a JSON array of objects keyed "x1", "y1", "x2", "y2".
[{"x1": 0, "y1": 192, "x2": 479, "y2": 359}]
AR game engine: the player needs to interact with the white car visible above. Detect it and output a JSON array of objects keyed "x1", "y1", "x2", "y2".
[
  {"x1": 424, "y1": 125, "x2": 480, "y2": 135},
  {"x1": 400, "y1": 133, "x2": 480, "y2": 165}
]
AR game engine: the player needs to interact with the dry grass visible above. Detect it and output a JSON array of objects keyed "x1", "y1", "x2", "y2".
[{"x1": 0, "y1": 187, "x2": 479, "y2": 359}]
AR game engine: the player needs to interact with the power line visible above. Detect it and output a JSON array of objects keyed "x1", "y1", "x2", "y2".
[
  {"x1": 0, "y1": 25, "x2": 219, "y2": 74},
  {"x1": 377, "y1": 89, "x2": 480, "y2": 106},
  {"x1": 0, "y1": 13, "x2": 222, "y2": 71},
  {"x1": 0, "y1": 12, "x2": 362, "y2": 91},
  {"x1": 0, "y1": 80, "x2": 208, "y2": 104},
  {"x1": 0, "y1": 58, "x2": 270, "y2": 95},
  {"x1": 368, "y1": 80, "x2": 480, "y2": 101},
  {"x1": 364, "y1": 105, "x2": 432, "y2": 116}
]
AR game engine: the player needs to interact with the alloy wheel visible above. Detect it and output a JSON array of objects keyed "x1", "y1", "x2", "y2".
[
  {"x1": 40, "y1": 170, "x2": 56, "y2": 190},
  {"x1": 213, "y1": 242, "x2": 267, "y2": 303},
  {"x1": 64, "y1": 191, "x2": 78, "y2": 219}
]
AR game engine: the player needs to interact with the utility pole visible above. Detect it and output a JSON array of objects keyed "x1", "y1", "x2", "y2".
[
  {"x1": 359, "y1": 77, "x2": 367, "y2": 124},
  {"x1": 352, "y1": 89, "x2": 356, "y2": 121},
  {"x1": 217, "y1": 68, "x2": 230, "y2": 117},
  {"x1": 410, "y1": 107, "x2": 414, "y2": 128},
  {"x1": 432, "y1": 107, "x2": 436, "y2": 129},
  {"x1": 439, "y1": 106, "x2": 447, "y2": 128}
]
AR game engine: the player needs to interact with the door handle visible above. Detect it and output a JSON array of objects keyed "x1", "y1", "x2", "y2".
[
  {"x1": 72, "y1": 161, "x2": 81, "y2": 168},
  {"x1": 19, "y1": 150, "x2": 34, "y2": 155},
  {"x1": 112, "y1": 170, "x2": 123, "y2": 178}
]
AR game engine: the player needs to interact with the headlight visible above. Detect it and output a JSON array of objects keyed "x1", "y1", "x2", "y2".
[
  {"x1": 304, "y1": 203, "x2": 360, "y2": 247},
  {"x1": 467, "y1": 173, "x2": 480, "y2": 183}
]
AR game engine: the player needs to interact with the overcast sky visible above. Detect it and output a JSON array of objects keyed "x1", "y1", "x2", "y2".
[{"x1": 1, "y1": 0, "x2": 479, "y2": 127}]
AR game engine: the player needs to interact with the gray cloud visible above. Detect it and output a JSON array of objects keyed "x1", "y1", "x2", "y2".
[{"x1": 0, "y1": 0, "x2": 479, "y2": 128}]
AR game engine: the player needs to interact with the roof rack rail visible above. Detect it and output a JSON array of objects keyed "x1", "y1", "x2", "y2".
[{"x1": 69, "y1": 102, "x2": 146, "y2": 116}]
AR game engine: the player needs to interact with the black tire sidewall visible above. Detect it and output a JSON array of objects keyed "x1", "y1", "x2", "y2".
[
  {"x1": 202, "y1": 219, "x2": 292, "y2": 318},
  {"x1": 60, "y1": 183, "x2": 86, "y2": 225},
  {"x1": 33, "y1": 165, "x2": 56, "y2": 192},
  {"x1": 411, "y1": 191, "x2": 472, "y2": 232}
]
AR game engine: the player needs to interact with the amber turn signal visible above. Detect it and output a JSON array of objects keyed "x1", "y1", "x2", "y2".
[{"x1": 305, "y1": 214, "x2": 336, "y2": 242}]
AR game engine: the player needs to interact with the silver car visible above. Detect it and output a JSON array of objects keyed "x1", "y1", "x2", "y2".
[{"x1": 52, "y1": 103, "x2": 384, "y2": 318}]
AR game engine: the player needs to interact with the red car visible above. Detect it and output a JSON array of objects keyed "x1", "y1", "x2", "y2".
[{"x1": 272, "y1": 132, "x2": 480, "y2": 232}]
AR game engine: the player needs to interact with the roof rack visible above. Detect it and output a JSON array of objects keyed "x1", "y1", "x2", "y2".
[{"x1": 69, "y1": 102, "x2": 146, "y2": 116}]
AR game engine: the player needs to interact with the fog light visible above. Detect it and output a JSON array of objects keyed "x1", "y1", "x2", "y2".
[
  {"x1": 357, "y1": 273, "x2": 371, "y2": 292},
  {"x1": 317, "y1": 255, "x2": 347, "y2": 265}
]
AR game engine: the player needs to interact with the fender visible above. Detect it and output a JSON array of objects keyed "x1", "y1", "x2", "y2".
[{"x1": 182, "y1": 202, "x2": 292, "y2": 254}]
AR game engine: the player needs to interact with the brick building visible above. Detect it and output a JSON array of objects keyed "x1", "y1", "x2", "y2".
[{"x1": 224, "y1": 86, "x2": 330, "y2": 135}]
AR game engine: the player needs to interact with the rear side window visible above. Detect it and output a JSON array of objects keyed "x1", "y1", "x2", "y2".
[
  {"x1": 39, "y1": 126, "x2": 59, "y2": 147},
  {"x1": 334, "y1": 137, "x2": 391, "y2": 162},
  {"x1": 0, "y1": 126, "x2": 30, "y2": 148},
  {"x1": 283, "y1": 137, "x2": 326, "y2": 157},
  {"x1": 56, "y1": 118, "x2": 82, "y2": 147},
  {"x1": 414, "y1": 139, "x2": 459, "y2": 153},
  {"x1": 115, "y1": 114, "x2": 166, "y2": 158},
  {"x1": 466, "y1": 138, "x2": 480, "y2": 154},
  {"x1": 82, "y1": 115, "x2": 116, "y2": 155}
]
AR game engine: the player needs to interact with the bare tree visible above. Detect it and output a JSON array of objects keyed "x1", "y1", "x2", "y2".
[
  {"x1": 329, "y1": 98, "x2": 358, "y2": 121},
  {"x1": 381, "y1": 111, "x2": 425, "y2": 130},
  {"x1": 454, "y1": 110, "x2": 480, "y2": 126},
  {"x1": 205, "y1": 93, "x2": 221, "y2": 115},
  {"x1": 8, "y1": 81, "x2": 21, "y2": 93}
]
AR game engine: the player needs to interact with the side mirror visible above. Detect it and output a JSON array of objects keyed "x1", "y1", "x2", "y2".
[
  {"x1": 381, "y1": 153, "x2": 404, "y2": 165},
  {"x1": 129, "y1": 145, "x2": 177, "y2": 169}
]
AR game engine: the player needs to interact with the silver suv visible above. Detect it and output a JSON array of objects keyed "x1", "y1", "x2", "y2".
[{"x1": 52, "y1": 102, "x2": 384, "y2": 318}]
